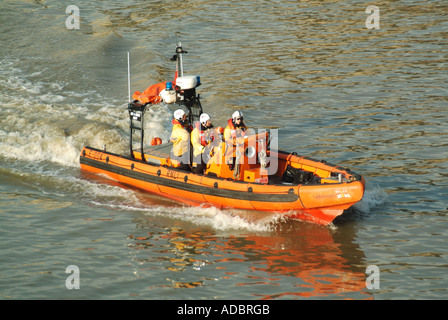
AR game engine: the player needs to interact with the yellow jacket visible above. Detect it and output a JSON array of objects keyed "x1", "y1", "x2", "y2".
[
  {"x1": 191, "y1": 123, "x2": 213, "y2": 160},
  {"x1": 170, "y1": 120, "x2": 190, "y2": 158}
]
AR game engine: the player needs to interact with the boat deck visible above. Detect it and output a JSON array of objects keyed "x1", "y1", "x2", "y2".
[
  {"x1": 143, "y1": 142, "x2": 173, "y2": 159},
  {"x1": 138, "y1": 142, "x2": 295, "y2": 185}
]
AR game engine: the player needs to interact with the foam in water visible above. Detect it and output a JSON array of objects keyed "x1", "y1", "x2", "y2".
[
  {"x1": 85, "y1": 190, "x2": 278, "y2": 233},
  {"x1": 0, "y1": 58, "x2": 174, "y2": 168},
  {"x1": 167, "y1": 205, "x2": 277, "y2": 232},
  {"x1": 70, "y1": 170, "x2": 279, "y2": 233},
  {"x1": 353, "y1": 183, "x2": 388, "y2": 215},
  {"x1": 3, "y1": 57, "x2": 271, "y2": 233}
]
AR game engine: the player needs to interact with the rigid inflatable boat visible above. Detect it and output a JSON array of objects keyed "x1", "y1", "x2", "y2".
[{"x1": 80, "y1": 43, "x2": 365, "y2": 225}]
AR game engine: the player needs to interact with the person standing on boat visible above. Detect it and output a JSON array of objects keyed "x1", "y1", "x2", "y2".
[
  {"x1": 170, "y1": 109, "x2": 192, "y2": 170},
  {"x1": 191, "y1": 113, "x2": 214, "y2": 173},
  {"x1": 224, "y1": 110, "x2": 247, "y2": 142},
  {"x1": 224, "y1": 111, "x2": 247, "y2": 171}
]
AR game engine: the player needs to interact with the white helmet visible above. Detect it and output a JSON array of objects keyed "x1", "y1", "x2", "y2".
[
  {"x1": 232, "y1": 110, "x2": 243, "y2": 120},
  {"x1": 200, "y1": 113, "x2": 211, "y2": 126},
  {"x1": 174, "y1": 109, "x2": 186, "y2": 121}
]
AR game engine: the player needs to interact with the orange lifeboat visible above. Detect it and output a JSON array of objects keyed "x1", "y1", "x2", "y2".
[{"x1": 79, "y1": 43, "x2": 365, "y2": 226}]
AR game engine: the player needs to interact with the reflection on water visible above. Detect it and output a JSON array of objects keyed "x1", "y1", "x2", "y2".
[{"x1": 128, "y1": 216, "x2": 371, "y2": 299}]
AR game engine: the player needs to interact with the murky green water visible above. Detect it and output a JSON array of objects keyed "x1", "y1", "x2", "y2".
[{"x1": 1, "y1": 0, "x2": 447, "y2": 300}]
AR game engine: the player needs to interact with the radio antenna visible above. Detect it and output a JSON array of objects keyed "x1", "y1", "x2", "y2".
[{"x1": 127, "y1": 51, "x2": 131, "y2": 103}]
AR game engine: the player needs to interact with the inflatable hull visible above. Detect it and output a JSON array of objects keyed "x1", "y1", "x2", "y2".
[{"x1": 79, "y1": 146, "x2": 365, "y2": 225}]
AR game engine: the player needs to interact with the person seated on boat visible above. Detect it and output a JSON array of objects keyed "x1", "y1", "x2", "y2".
[
  {"x1": 191, "y1": 113, "x2": 214, "y2": 174},
  {"x1": 170, "y1": 109, "x2": 192, "y2": 170},
  {"x1": 224, "y1": 110, "x2": 247, "y2": 142}
]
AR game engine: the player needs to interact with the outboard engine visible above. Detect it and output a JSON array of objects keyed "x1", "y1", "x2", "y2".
[{"x1": 281, "y1": 165, "x2": 315, "y2": 184}]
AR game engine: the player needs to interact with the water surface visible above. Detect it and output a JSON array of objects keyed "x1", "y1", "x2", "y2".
[{"x1": 1, "y1": 0, "x2": 447, "y2": 300}]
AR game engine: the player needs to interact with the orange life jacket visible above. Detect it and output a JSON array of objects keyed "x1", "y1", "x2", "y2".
[{"x1": 226, "y1": 118, "x2": 246, "y2": 139}]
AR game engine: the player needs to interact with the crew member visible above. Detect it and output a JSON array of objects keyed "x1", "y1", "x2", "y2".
[
  {"x1": 224, "y1": 110, "x2": 247, "y2": 142},
  {"x1": 224, "y1": 110, "x2": 247, "y2": 171},
  {"x1": 170, "y1": 109, "x2": 192, "y2": 170},
  {"x1": 191, "y1": 113, "x2": 214, "y2": 173}
]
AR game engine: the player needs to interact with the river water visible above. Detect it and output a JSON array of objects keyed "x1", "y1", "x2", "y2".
[{"x1": 1, "y1": 0, "x2": 447, "y2": 300}]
